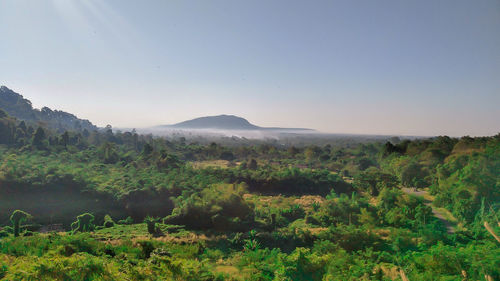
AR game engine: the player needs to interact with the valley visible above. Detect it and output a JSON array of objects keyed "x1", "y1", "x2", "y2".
[{"x1": 0, "y1": 88, "x2": 498, "y2": 280}]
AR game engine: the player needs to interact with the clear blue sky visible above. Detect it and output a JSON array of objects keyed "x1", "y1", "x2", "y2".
[{"x1": 1, "y1": 0, "x2": 499, "y2": 136}]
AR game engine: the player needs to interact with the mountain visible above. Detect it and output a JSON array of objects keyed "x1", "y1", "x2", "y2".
[
  {"x1": 170, "y1": 115, "x2": 260, "y2": 130},
  {"x1": 0, "y1": 85, "x2": 97, "y2": 132},
  {"x1": 158, "y1": 114, "x2": 313, "y2": 131}
]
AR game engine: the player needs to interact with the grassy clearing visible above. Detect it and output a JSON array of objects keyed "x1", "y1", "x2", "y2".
[
  {"x1": 92, "y1": 223, "x2": 188, "y2": 241},
  {"x1": 421, "y1": 188, "x2": 435, "y2": 202},
  {"x1": 244, "y1": 194, "x2": 324, "y2": 212},
  {"x1": 190, "y1": 160, "x2": 233, "y2": 169}
]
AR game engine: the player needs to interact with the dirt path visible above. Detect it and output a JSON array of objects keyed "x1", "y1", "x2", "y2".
[{"x1": 402, "y1": 188, "x2": 455, "y2": 234}]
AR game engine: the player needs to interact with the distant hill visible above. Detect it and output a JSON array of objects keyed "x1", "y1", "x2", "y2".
[
  {"x1": 170, "y1": 115, "x2": 259, "y2": 130},
  {"x1": 158, "y1": 114, "x2": 313, "y2": 131},
  {"x1": 0, "y1": 86, "x2": 97, "y2": 132}
]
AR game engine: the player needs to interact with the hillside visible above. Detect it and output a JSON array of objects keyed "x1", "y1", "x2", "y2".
[{"x1": 0, "y1": 85, "x2": 97, "y2": 132}]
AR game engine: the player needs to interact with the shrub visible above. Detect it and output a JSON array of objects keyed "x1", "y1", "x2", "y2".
[
  {"x1": 118, "y1": 216, "x2": 134, "y2": 225},
  {"x1": 1, "y1": 226, "x2": 13, "y2": 234},
  {"x1": 319, "y1": 225, "x2": 382, "y2": 252},
  {"x1": 103, "y1": 221, "x2": 114, "y2": 228},
  {"x1": 243, "y1": 230, "x2": 260, "y2": 251},
  {"x1": 164, "y1": 183, "x2": 254, "y2": 231},
  {"x1": 22, "y1": 224, "x2": 42, "y2": 232},
  {"x1": 103, "y1": 214, "x2": 115, "y2": 228},
  {"x1": 305, "y1": 215, "x2": 320, "y2": 226},
  {"x1": 280, "y1": 204, "x2": 306, "y2": 222},
  {"x1": 138, "y1": 240, "x2": 155, "y2": 259},
  {"x1": 0, "y1": 230, "x2": 9, "y2": 238},
  {"x1": 0, "y1": 263, "x2": 7, "y2": 279}
]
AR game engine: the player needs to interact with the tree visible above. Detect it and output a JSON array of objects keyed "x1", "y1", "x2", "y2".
[
  {"x1": 142, "y1": 143, "x2": 154, "y2": 156},
  {"x1": 99, "y1": 142, "x2": 119, "y2": 164},
  {"x1": 357, "y1": 157, "x2": 375, "y2": 171},
  {"x1": 0, "y1": 115, "x2": 15, "y2": 144},
  {"x1": 401, "y1": 161, "x2": 427, "y2": 188},
  {"x1": 354, "y1": 167, "x2": 398, "y2": 196},
  {"x1": 359, "y1": 208, "x2": 377, "y2": 227},
  {"x1": 10, "y1": 210, "x2": 32, "y2": 237},
  {"x1": 304, "y1": 146, "x2": 320, "y2": 162},
  {"x1": 383, "y1": 141, "x2": 407, "y2": 156},
  {"x1": 248, "y1": 159, "x2": 258, "y2": 170},
  {"x1": 15, "y1": 121, "x2": 28, "y2": 144},
  {"x1": 354, "y1": 168, "x2": 379, "y2": 196},
  {"x1": 60, "y1": 131, "x2": 70, "y2": 147},
  {"x1": 0, "y1": 109, "x2": 7, "y2": 118},
  {"x1": 157, "y1": 151, "x2": 181, "y2": 170},
  {"x1": 18, "y1": 120, "x2": 27, "y2": 132},
  {"x1": 144, "y1": 216, "x2": 160, "y2": 235},
  {"x1": 32, "y1": 127, "x2": 46, "y2": 147},
  {"x1": 71, "y1": 213, "x2": 95, "y2": 233},
  {"x1": 287, "y1": 146, "x2": 300, "y2": 156},
  {"x1": 220, "y1": 151, "x2": 235, "y2": 161}
]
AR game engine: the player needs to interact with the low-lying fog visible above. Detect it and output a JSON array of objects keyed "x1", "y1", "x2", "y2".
[
  {"x1": 137, "y1": 127, "x2": 316, "y2": 139},
  {"x1": 111, "y1": 127, "x2": 422, "y2": 148}
]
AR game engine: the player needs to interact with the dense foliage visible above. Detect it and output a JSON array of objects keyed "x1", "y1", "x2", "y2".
[{"x1": 0, "y1": 109, "x2": 498, "y2": 280}]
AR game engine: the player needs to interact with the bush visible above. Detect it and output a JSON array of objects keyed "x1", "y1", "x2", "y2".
[
  {"x1": 22, "y1": 224, "x2": 42, "y2": 232},
  {"x1": 280, "y1": 204, "x2": 306, "y2": 222},
  {"x1": 305, "y1": 215, "x2": 320, "y2": 226},
  {"x1": 319, "y1": 225, "x2": 383, "y2": 252},
  {"x1": 1, "y1": 226, "x2": 13, "y2": 234},
  {"x1": 138, "y1": 240, "x2": 155, "y2": 259},
  {"x1": 103, "y1": 214, "x2": 115, "y2": 228},
  {"x1": 118, "y1": 216, "x2": 134, "y2": 225},
  {"x1": 164, "y1": 183, "x2": 254, "y2": 231},
  {"x1": 0, "y1": 263, "x2": 7, "y2": 279},
  {"x1": 0, "y1": 230, "x2": 9, "y2": 238}
]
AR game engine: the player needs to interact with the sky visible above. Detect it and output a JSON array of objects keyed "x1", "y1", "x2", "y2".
[{"x1": 0, "y1": 0, "x2": 499, "y2": 136}]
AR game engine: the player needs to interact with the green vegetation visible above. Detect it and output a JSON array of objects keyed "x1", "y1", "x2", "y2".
[
  {"x1": 0, "y1": 109, "x2": 499, "y2": 280},
  {"x1": 9, "y1": 210, "x2": 31, "y2": 237},
  {"x1": 71, "y1": 213, "x2": 95, "y2": 233},
  {"x1": 144, "y1": 216, "x2": 160, "y2": 235},
  {"x1": 0, "y1": 86, "x2": 96, "y2": 132}
]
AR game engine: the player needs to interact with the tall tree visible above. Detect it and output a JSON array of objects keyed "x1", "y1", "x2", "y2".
[
  {"x1": 10, "y1": 210, "x2": 32, "y2": 237},
  {"x1": 32, "y1": 127, "x2": 46, "y2": 147}
]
